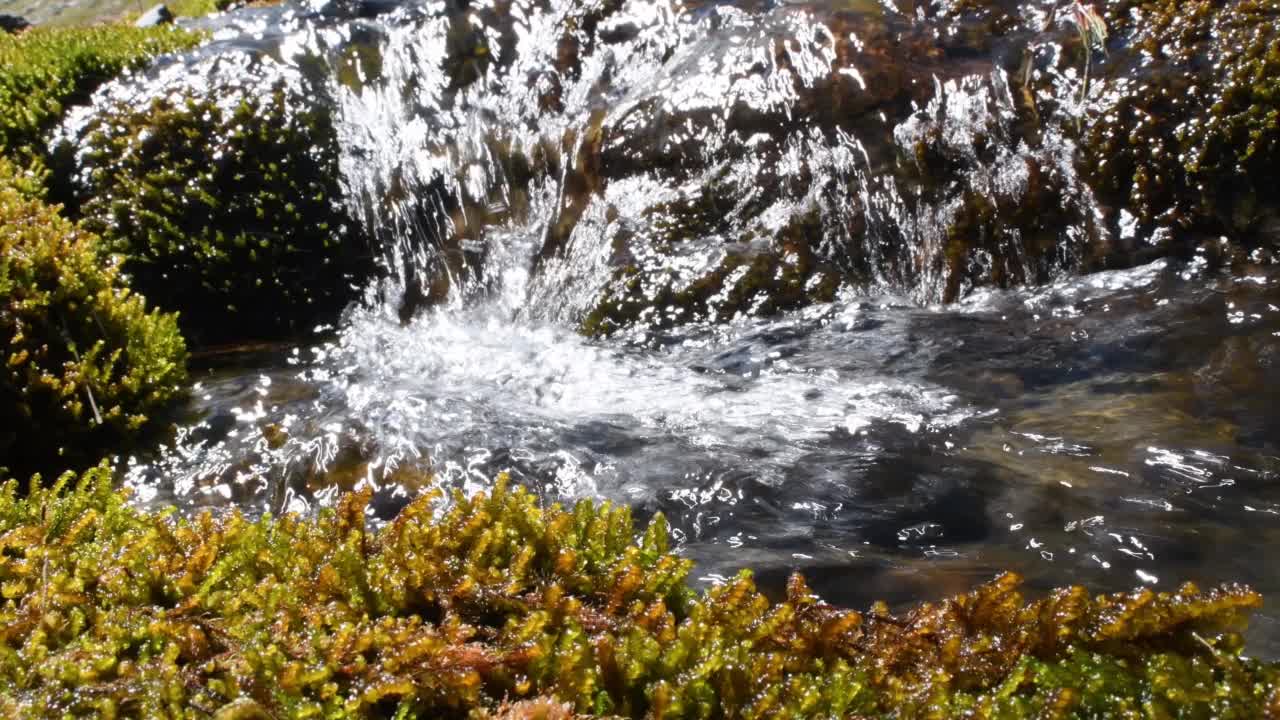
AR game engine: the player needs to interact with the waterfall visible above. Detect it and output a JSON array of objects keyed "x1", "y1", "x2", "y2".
[{"x1": 96, "y1": 0, "x2": 1104, "y2": 327}]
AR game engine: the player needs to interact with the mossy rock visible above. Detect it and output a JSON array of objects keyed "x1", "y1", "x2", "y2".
[
  {"x1": 1083, "y1": 0, "x2": 1280, "y2": 248},
  {"x1": 581, "y1": 233, "x2": 840, "y2": 338},
  {"x1": 892, "y1": 71, "x2": 1107, "y2": 301},
  {"x1": 0, "y1": 24, "x2": 202, "y2": 182},
  {"x1": 74, "y1": 79, "x2": 374, "y2": 345},
  {"x1": 0, "y1": 158, "x2": 187, "y2": 479},
  {"x1": 2, "y1": 462, "x2": 1278, "y2": 716}
]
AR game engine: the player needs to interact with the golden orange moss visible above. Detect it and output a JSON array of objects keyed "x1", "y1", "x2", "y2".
[{"x1": 1, "y1": 465, "x2": 1278, "y2": 718}]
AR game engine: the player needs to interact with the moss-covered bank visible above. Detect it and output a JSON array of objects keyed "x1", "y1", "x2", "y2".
[
  {"x1": 0, "y1": 0, "x2": 235, "y2": 28},
  {"x1": 0, "y1": 24, "x2": 202, "y2": 185},
  {"x1": 0, "y1": 25, "x2": 200, "y2": 479},
  {"x1": 0, "y1": 159, "x2": 187, "y2": 480},
  {"x1": 1, "y1": 465, "x2": 1277, "y2": 718}
]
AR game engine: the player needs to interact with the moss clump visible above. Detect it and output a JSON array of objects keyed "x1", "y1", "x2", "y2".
[
  {"x1": 166, "y1": 0, "x2": 239, "y2": 17},
  {"x1": 75, "y1": 81, "x2": 374, "y2": 344},
  {"x1": 0, "y1": 24, "x2": 202, "y2": 180},
  {"x1": 1085, "y1": 0, "x2": 1280, "y2": 243},
  {"x1": 0, "y1": 158, "x2": 187, "y2": 479},
  {"x1": 2, "y1": 464, "x2": 1277, "y2": 717}
]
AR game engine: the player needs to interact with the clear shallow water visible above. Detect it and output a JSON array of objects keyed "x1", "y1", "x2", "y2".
[{"x1": 55, "y1": 0, "x2": 1280, "y2": 655}]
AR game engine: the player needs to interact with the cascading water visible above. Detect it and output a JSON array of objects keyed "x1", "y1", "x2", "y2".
[{"x1": 54, "y1": 0, "x2": 1280, "y2": 652}]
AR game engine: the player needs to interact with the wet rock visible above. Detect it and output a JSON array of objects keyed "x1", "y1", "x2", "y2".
[
  {"x1": 134, "y1": 4, "x2": 173, "y2": 27},
  {"x1": 303, "y1": 0, "x2": 392, "y2": 19},
  {"x1": 579, "y1": 205, "x2": 842, "y2": 337},
  {"x1": 1076, "y1": 0, "x2": 1280, "y2": 253},
  {"x1": 156, "y1": 0, "x2": 1276, "y2": 336},
  {"x1": 0, "y1": 14, "x2": 29, "y2": 33},
  {"x1": 891, "y1": 72, "x2": 1107, "y2": 301},
  {"x1": 572, "y1": 0, "x2": 1277, "y2": 331},
  {"x1": 555, "y1": 4, "x2": 1112, "y2": 330}
]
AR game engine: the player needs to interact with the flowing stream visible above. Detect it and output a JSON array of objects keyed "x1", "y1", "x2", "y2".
[{"x1": 55, "y1": 0, "x2": 1280, "y2": 654}]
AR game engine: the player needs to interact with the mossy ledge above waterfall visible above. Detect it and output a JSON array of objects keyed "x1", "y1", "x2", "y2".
[
  {"x1": 2, "y1": 464, "x2": 1278, "y2": 719},
  {"x1": 0, "y1": 158, "x2": 188, "y2": 480}
]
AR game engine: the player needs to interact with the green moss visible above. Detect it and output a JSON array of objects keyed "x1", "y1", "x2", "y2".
[
  {"x1": 0, "y1": 158, "x2": 187, "y2": 480},
  {"x1": 1085, "y1": 0, "x2": 1280, "y2": 241},
  {"x1": 0, "y1": 24, "x2": 203, "y2": 180},
  {"x1": 1, "y1": 464, "x2": 1276, "y2": 717},
  {"x1": 76, "y1": 81, "x2": 374, "y2": 344},
  {"x1": 167, "y1": 0, "x2": 239, "y2": 17}
]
